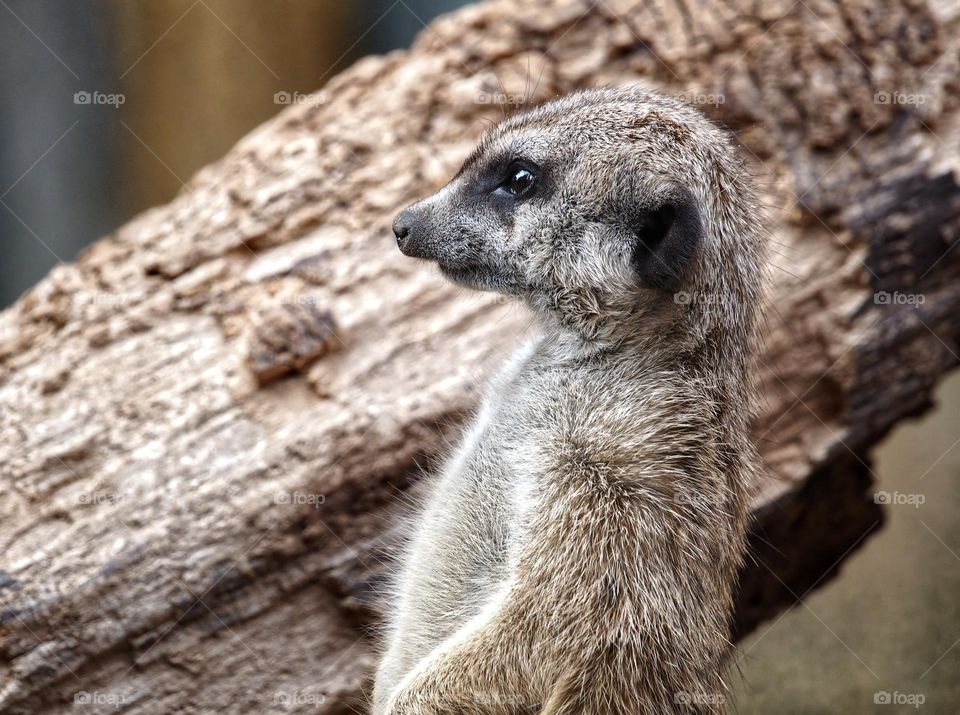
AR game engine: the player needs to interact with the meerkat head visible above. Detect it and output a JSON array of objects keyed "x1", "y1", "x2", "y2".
[{"x1": 394, "y1": 86, "x2": 765, "y2": 348}]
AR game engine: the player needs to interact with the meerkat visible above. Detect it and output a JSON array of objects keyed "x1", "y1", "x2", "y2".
[{"x1": 373, "y1": 86, "x2": 766, "y2": 714}]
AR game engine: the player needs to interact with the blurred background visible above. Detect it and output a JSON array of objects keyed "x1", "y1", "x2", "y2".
[
  {"x1": 2, "y1": 2, "x2": 958, "y2": 713},
  {"x1": 0, "y1": 0, "x2": 465, "y2": 308}
]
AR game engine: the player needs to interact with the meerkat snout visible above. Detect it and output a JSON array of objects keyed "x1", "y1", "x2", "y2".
[
  {"x1": 393, "y1": 199, "x2": 452, "y2": 261},
  {"x1": 392, "y1": 209, "x2": 412, "y2": 247}
]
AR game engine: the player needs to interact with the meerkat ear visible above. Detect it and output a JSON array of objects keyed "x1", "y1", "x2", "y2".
[{"x1": 628, "y1": 189, "x2": 703, "y2": 292}]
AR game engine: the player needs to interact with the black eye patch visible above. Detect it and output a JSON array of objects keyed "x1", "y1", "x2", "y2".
[{"x1": 462, "y1": 152, "x2": 543, "y2": 198}]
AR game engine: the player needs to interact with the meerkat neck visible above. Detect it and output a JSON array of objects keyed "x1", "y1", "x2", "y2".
[{"x1": 534, "y1": 319, "x2": 680, "y2": 374}]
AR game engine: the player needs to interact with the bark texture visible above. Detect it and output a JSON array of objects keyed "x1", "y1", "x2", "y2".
[{"x1": 2, "y1": 0, "x2": 960, "y2": 712}]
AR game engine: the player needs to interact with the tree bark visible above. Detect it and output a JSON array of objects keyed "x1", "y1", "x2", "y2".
[{"x1": 2, "y1": 0, "x2": 959, "y2": 712}]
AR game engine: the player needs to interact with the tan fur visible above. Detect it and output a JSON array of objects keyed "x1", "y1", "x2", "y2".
[{"x1": 374, "y1": 86, "x2": 767, "y2": 714}]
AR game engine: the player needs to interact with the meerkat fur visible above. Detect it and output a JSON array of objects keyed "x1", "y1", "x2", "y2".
[{"x1": 374, "y1": 86, "x2": 767, "y2": 715}]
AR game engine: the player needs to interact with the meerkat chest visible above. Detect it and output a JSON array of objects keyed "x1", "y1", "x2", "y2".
[
  {"x1": 430, "y1": 348, "x2": 555, "y2": 535},
  {"x1": 451, "y1": 365, "x2": 565, "y2": 508}
]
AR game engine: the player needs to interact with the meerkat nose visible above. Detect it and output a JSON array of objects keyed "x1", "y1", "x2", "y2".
[{"x1": 393, "y1": 210, "x2": 413, "y2": 248}]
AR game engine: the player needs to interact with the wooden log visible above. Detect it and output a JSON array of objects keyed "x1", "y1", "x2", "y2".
[{"x1": 1, "y1": 0, "x2": 959, "y2": 711}]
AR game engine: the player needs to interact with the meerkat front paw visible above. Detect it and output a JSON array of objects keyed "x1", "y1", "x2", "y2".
[
  {"x1": 384, "y1": 680, "x2": 531, "y2": 715},
  {"x1": 382, "y1": 688, "x2": 436, "y2": 715},
  {"x1": 382, "y1": 684, "x2": 472, "y2": 714}
]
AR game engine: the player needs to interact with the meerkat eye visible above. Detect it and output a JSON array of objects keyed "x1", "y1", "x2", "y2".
[
  {"x1": 506, "y1": 167, "x2": 535, "y2": 195},
  {"x1": 493, "y1": 161, "x2": 537, "y2": 199}
]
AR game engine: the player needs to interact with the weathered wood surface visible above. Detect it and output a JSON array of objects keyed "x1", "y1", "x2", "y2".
[{"x1": 2, "y1": 0, "x2": 959, "y2": 711}]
